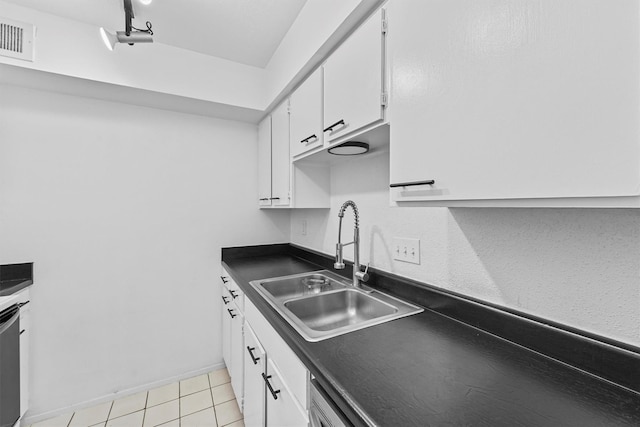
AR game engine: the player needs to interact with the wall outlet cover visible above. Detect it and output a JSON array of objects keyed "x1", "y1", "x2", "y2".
[{"x1": 392, "y1": 237, "x2": 420, "y2": 264}]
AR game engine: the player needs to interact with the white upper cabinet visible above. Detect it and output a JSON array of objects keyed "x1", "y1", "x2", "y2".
[
  {"x1": 290, "y1": 68, "x2": 324, "y2": 158},
  {"x1": 257, "y1": 116, "x2": 272, "y2": 207},
  {"x1": 271, "y1": 101, "x2": 291, "y2": 207},
  {"x1": 258, "y1": 101, "x2": 291, "y2": 208},
  {"x1": 323, "y1": 8, "x2": 386, "y2": 143},
  {"x1": 388, "y1": 0, "x2": 640, "y2": 206}
]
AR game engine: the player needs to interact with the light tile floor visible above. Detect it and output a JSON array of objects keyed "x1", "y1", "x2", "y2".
[{"x1": 29, "y1": 368, "x2": 244, "y2": 427}]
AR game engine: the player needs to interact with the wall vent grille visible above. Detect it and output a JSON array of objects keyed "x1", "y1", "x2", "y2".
[{"x1": 0, "y1": 17, "x2": 34, "y2": 61}]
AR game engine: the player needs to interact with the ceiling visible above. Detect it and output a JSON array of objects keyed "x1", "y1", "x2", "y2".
[{"x1": 4, "y1": 0, "x2": 308, "y2": 68}]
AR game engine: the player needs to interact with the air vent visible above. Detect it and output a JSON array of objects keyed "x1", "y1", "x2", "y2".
[{"x1": 0, "y1": 17, "x2": 35, "y2": 62}]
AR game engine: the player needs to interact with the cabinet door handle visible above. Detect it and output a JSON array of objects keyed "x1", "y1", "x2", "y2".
[
  {"x1": 259, "y1": 198, "x2": 270, "y2": 201},
  {"x1": 300, "y1": 134, "x2": 318, "y2": 144},
  {"x1": 221, "y1": 296, "x2": 229, "y2": 305},
  {"x1": 323, "y1": 119, "x2": 346, "y2": 133},
  {"x1": 262, "y1": 373, "x2": 281, "y2": 400},
  {"x1": 227, "y1": 308, "x2": 237, "y2": 318},
  {"x1": 220, "y1": 276, "x2": 229, "y2": 284},
  {"x1": 247, "y1": 346, "x2": 260, "y2": 364},
  {"x1": 229, "y1": 290, "x2": 239, "y2": 299},
  {"x1": 270, "y1": 197, "x2": 280, "y2": 200},
  {"x1": 389, "y1": 180, "x2": 435, "y2": 188}
]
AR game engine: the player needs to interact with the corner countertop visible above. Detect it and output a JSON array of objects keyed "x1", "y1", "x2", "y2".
[{"x1": 222, "y1": 249, "x2": 640, "y2": 426}]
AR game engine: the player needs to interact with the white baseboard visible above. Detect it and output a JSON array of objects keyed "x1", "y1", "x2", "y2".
[{"x1": 22, "y1": 362, "x2": 227, "y2": 426}]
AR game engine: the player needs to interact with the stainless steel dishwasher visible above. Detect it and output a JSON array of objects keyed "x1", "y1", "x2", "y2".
[
  {"x1": 0, "y1": 304, "x2": 20, "y2": 427},
  {"x1": 309, "y1": 379, "x2": 351, "y2": 427}
]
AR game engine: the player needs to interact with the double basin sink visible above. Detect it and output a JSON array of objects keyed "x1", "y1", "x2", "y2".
[{"x1": 249, "y1": 270, "x2": 423, "y2": 342}]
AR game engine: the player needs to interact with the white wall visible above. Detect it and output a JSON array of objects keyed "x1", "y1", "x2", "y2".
[
  {"x1": 0, "y1": 1, "x2": 266, "y2": 110},
  {"x1": 0, "y1": 84, "x2": 290, "y2": 417},
  {"x1": 290, "y1": 150, "x2": 640, "y2": 347}
]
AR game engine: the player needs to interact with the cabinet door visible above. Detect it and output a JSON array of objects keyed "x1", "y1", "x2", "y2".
[
  {"x1": 221, "y1": 285, "x2": 232, "y2": 370},
  {"x1": 271, "y1": 101, "x2": 291, "y2": 206},
  {"x1": 257, "y1": 116, "x2": 272, "y2": 207},
  {"x1": 290, "y1": 69, "x2": 323, "y2": 158},
  {"x1": 265, "y1": 359, "x2": 308, "y2": 427},
  {"x1": 323, "y1": 8, "x2": 385, "y2": 142},
  {"x1": 230, "y1": 307, "x2": 244, "y2": 412},
  {"x1": 389, "y1": 0, "x2": 640, "y2": 202},
  {"x1": 243, "y1": 324, "x2": 266, "y2": 427}
]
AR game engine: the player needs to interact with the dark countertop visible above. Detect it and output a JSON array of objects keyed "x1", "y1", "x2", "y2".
[{"x1": 222, "y1": 249, "x2": 640, "y2": 426}]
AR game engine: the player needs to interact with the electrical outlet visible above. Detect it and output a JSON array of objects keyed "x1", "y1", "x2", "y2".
[
  {"x1": 392, "y1": 237, "x2": 420, "y2": 264},
  {"x1": 301, "y1": 219, "x2": 307, "y2": 236}
]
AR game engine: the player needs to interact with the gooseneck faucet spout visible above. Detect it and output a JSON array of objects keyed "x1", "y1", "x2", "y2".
[{"x1": 334, "y1": 200, "x2": 369, "y2": 287}]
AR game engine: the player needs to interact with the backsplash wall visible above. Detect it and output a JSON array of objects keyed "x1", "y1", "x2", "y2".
[{"x1": 290, "y1": 150, "x2": 640, "y2": 347}]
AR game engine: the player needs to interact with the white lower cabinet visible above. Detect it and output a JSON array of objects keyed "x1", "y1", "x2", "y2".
[
  {"x1": 221, "y1": 284, "x2": 232, "y2": 369},
  {"x1": 243, "y1": 325, "x2": 266, "y2": 427},
  {"x1": 241, "y1": 296, "x2": 309, "y2": 427},
  {"x1": 264, "y1": 359, "x2": 308, "y2": 427},
  {"x1": 220, "y1": 270, "x2": 245, "y2": 411},
  {"x1": 229, "y1": 308, "x2": 244, "y2": 411}
]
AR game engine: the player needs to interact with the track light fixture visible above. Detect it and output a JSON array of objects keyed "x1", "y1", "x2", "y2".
[{"x1": 99, "y1": 0, "x2": 153, "y2": 51}]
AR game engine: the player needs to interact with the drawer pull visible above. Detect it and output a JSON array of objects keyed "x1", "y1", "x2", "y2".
[
  {"x1": 259, "y1": 198, "x2": 270, "y2": 201},
  {"x1": 262, "y1": 373, "x2": 281, "y2": 400},
  {"x1": 323, "y1": 119, "x2": 346, "y2": 133},
  {"x1": 221, "y1": 296, "x2": 229, "y2": 305},
  {"x1": 227, "y1": 308, "x2": 237, "y2": 319},
  {"x1": 389, "y1": 180, "x2": 435, "y2": 188},
  {"x1": 247, "y1": 346, "x2": 260, "y2": 364},
  {"x1": 300, "y1": 134, "x2": 318, "y2": 144},
  {"x1": 229, "y1": 290, "x2": 239, "y2": 299},
  {"x1": 220, "y1": 276, "x2": 229, "y2": 284},
  {"x1": 270, "y1": 197, "x2": 280, "y2": 200}
]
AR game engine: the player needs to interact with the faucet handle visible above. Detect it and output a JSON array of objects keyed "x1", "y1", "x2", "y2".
[{"x1": 355, "y1": 262, "x2": 370, "y2": 283}]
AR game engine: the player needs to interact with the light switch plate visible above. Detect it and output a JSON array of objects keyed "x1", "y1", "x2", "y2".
[{"x1": 392, "y1": 237, "x2": 420, "y2": 264}]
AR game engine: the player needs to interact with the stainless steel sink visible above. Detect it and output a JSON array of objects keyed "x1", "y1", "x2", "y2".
[
  {"x1": 260, "y1": 273, "x2": 347, "y2": 299},
  {"x1": 249, "y1": 270, "x2": 423, "y2": 342}
]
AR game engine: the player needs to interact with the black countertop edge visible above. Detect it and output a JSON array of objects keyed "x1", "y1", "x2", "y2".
[
  {"x1": 0, "y1": 263, "x2": 33, "y2": 296},
  {"x1": 222, "y1": 243, "x2": 291, "y2": 260},
  {"x1": 222, "y1": 243, "x2": 640, "y2": 395}
]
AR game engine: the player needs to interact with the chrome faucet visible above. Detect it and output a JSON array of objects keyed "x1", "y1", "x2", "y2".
[{"x1": 334, "y1": 200, "x2": 369, "y2": 287}]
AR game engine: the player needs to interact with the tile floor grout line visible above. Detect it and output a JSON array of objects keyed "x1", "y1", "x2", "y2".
[
  {"x1": 142, "y1": 390, "x2": 149, "y2": 427},
  {"x1": 105, "y1": 400, "x2": 114, "y2": 424},
  {"x1": 213, "y1": 389, "x2": 222, "y2": 426}
]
